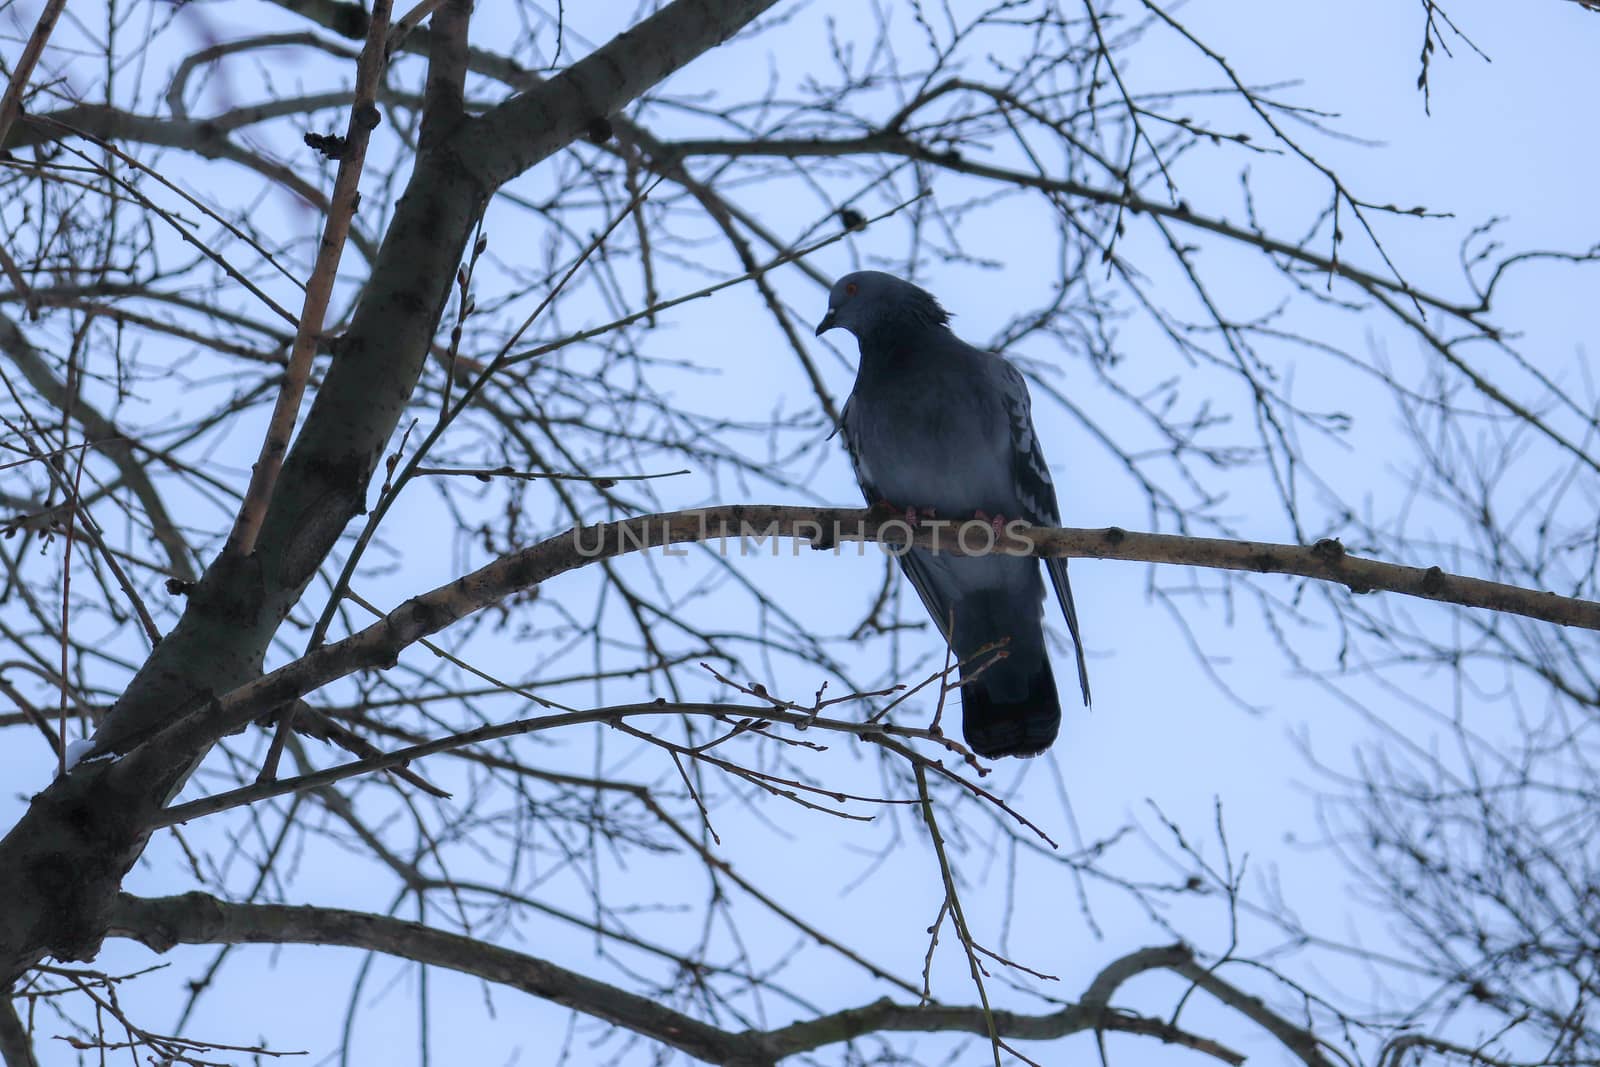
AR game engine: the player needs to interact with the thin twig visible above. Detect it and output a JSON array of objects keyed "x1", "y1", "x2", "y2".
[
  {"x1": 0, "y1": 0, "x2": 68, "y2": 148},
  {"x1": 915, "y1": 763, "x2": 1001, "y2": 1066},
  {"x1": 227, "y1": 0, "x2": 395, "y2": 557}
]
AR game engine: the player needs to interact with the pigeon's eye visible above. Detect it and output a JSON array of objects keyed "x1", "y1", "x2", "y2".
[{"x1": 845, "y1": 282, "x2": 858, "y2": 296}]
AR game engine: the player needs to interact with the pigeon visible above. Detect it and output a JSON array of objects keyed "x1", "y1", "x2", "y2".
[{"x1": 816, "y1": 270, "x2": 1090, "y2": 758}]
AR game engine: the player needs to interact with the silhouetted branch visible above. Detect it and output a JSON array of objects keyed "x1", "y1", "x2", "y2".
[{"x1": 110, "y1": 894, "x2": 1260, "y2": 1066}]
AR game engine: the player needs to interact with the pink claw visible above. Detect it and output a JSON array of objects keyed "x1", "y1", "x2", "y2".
[{"x1": 973, "y1": 510, "x2": 1008, "y2": 536}]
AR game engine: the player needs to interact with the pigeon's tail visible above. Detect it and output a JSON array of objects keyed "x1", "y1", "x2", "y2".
[
  {"x1": 951, "y1": 603, "x2": 1062, "y2": 759},
  {"x1": 958, "y1": 653, "x2": 1062, "y2": 758}
]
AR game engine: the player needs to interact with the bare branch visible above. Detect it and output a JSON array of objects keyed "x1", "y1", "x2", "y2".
[
  {"x1": 109, "y1": 893, "x2": 1253, "y2": 1066},
  {"x1": 226, "y1": 0, "x2": 395, "y2": 557},
  {"x1": 0, "y1": 0, "x2": 67, "y2": 148}
]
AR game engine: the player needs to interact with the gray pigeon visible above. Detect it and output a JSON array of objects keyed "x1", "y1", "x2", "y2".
[{"x1": 816, "y1": 270, "x2": 1090, "y2": 758}]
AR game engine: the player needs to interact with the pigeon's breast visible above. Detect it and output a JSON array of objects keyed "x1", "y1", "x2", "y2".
[{"x1": 845, "y1": 364, "x2": 1017, "y2": 516}]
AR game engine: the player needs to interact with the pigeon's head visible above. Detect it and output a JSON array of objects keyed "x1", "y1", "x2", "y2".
[{"x1": 815, "y1": 270, "x2": 950, "y2": 340}]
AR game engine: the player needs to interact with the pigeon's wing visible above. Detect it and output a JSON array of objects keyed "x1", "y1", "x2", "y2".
[
  {"x1": 841, "y1": 396, "x2": 960, "y2": 644},
  {"x1": 995, "y1": 357, "x2": 1091, "y2": 705},
  {"x1": 896, "y1": 550, "x2": 962, "y2": 645}
]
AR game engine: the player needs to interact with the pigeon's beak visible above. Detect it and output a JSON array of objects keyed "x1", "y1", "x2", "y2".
[{"x1": 814, "y1": 308, "x2": 837, "y2": 336}]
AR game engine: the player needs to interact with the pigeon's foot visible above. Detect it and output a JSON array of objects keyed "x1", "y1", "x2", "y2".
[
  {"x1": 871, "y1": 499, "x2": 938, "y2": 527},
  {"x1": 972, "y1": 510, "x2": 1009, "y2": 537}
]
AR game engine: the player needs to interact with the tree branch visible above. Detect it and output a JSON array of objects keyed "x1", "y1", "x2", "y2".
[
  {"x1": 109, "y1": 893, "x2": 759, "y2": 1066},
  {"x1": 226, "y1": 0, "x2": 394, "y2": 558},
  {"x1": 762, "y1": 946, "x2": 1243, "y2": 1063},
  {"x1": 660, "y1": 134, "x2": 1486, "y2": 324},
  {"x1": 0, "y1": 0, "x2": 66, "y2": 149},
  {"x1": 35, "y1": 504, "x2": 1580, "y2": 858},
  {"x1": 109, "y1": 894, "x2": 1250, "y2": 1066},
  {"x1": 0, "y1": 996, "x2": 39, "y2": 1067},
  {"x1": 190, "y1": 508, "x2": 1600, "y2": 747},
  {"x1": 458, "y1": 0, "x2": 783, "y2": 190}
]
